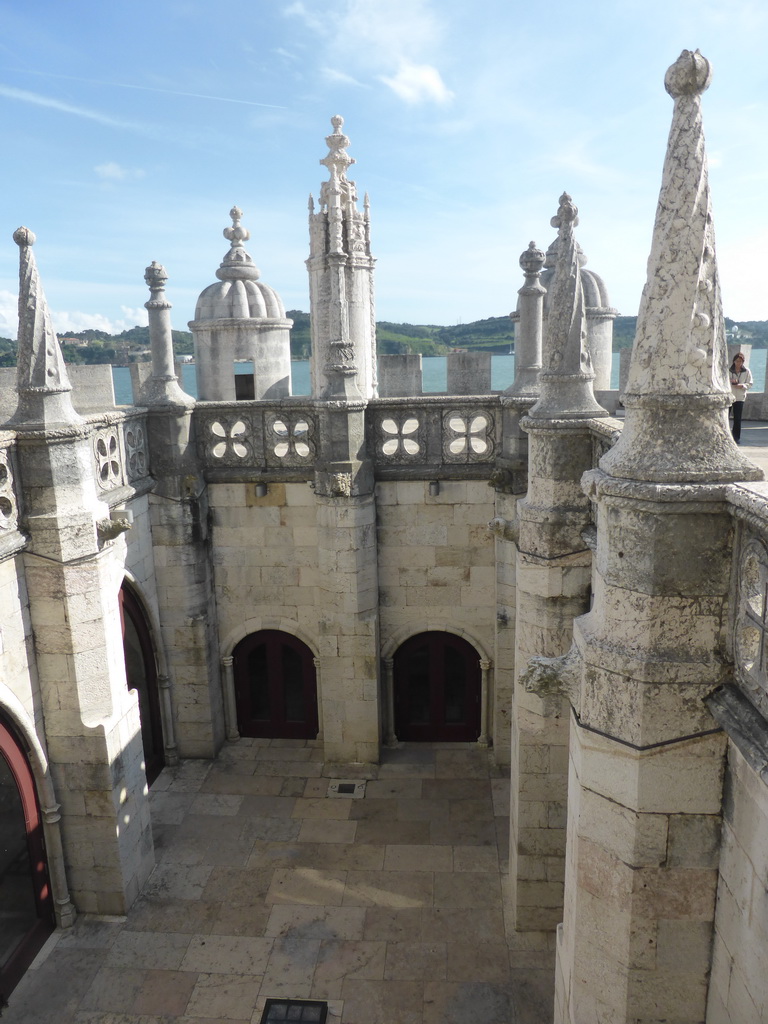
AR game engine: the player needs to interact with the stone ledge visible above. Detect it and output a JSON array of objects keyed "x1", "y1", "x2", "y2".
[{"x1": 706, "y1": 684, "x2": 768, "y2": 784}]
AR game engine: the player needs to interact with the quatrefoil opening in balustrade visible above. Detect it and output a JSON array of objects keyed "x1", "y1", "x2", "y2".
[
  {"x1": 445, "y1": 413, "x2": 491, "y2": 459},
  {"x1": 271, "y1": 419, "x2": 311, "y2": 460},
  {"x1": 735, "y1": 538, "x2": 768, "y2": 719},
  {"x1": 95, "y1": 432, "x2": 122, "y2": 487},
  {"x1": 210, "y1": 420, "x2": 249, "y2": 459},
  {"x1": 380, "y1": 417, "x2": 421, "y2": 457},
  {"x1": 0, "y1": 458, "x2": 16, "y2": 529},
  {"x1": 125, "y1": 424, "x2": 147, "y2": 480}
]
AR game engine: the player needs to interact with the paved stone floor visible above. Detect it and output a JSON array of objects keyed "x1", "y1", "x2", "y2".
[{"x1": 4, "y1": 740, "x2": 554, "y2": 1024}]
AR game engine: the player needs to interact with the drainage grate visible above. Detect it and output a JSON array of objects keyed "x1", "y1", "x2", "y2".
[
  {"x1": 327, "y1": 779, "x2": 366, "y2": 799},
  {"x1": 260, "y1": 998, "x2": 329, "y2": 1023}
]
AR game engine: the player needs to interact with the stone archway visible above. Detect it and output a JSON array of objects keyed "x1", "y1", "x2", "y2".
[
  {"x1": 120, "y1": 583, "x2": 165, "y2": 785},
  {"x1": 0, "y1": 714, "x2": 55, "y2": 1003},
  {"x1": 393, "y1": 631, "x2": 482, "y2": 742},
  {"x1": 233, "y1": 630, "x2": 319, "y2": 739}
]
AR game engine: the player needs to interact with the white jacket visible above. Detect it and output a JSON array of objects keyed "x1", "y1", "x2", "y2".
[{"x1": 730, "y1": 366, "x2": 753, "y2": 402}]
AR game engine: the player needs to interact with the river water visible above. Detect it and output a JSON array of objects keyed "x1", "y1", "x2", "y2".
[{"x1": 111, "y1": 350, "x2": 766, "y2": 406}]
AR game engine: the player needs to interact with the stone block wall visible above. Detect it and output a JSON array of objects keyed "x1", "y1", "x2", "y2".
[
  {"x1": 0, "y1": 556, "x2": 38, "y2": 725},
  {"x1": 707, "y1": 743, "x2": 768, "y2": 1023}
]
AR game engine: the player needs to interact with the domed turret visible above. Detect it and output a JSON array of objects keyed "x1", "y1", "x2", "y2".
[{"x1": 189, "y1": 208, "x2": 293, "y2": 401}]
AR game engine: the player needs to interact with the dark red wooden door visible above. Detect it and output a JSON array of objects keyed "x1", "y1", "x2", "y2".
[
  {"x1": 120, "y1": 585, "x2": 165, "y2": 786},
  {"x1": 393, "y1": 632, "x2": 481, "y2": 742},
  {"x1": 233, "y1": 631, "x2": 318, "y2": 739},
  {"x1": 0, "y1": 716, "x2": 54, "y2": 1004}
]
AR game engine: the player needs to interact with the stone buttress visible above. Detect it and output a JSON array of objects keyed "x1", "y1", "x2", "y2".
[
  {"x1": 309, "y1": 119, "x2": 381, "y2": 764},
  {"x1": 523, "y1": 51, "x2": 763, "y2": 1024},
  {"x1": 509, "y1": 196, "x2": 609, "y2": 933},
  {"x1": 7, "y1": 229, "x2": 153, "y2": 913},
  {"x1": 142, "y1": 263, "x2": 224, "y2": 757}
]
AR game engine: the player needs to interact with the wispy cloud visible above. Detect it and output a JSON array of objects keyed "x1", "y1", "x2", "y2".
[
  {"x1": 95, "y1": 162, "x2": 146, "y2": 182},
  {"x1": 322, "y1": 67, "x2": 370, "y2": 88},
  {"x1": 14, "y1": 71, "x2": 288, "y2": 110},
  {"x1": 380, "y1": 61, "x2": 453, "y2": 105},
  {"x1": 0, "y1": 84, "x2": 143, "y2": 129}
]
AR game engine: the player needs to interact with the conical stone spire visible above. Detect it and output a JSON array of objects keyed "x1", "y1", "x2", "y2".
[
  {"x1": 527, "y1": 193, "x2": 607, "y2": 420},
  {"x1": 10, "y1": 227, "x2": 82, "y2": 430},
  {"x1": 602, "y1": 49, "x2": 762, "y2": 482}
]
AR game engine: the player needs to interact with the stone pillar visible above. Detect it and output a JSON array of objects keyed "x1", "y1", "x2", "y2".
[
  {"x1": 140, "y1": 263, "x2": 225, "y2": 758},
  {"x1": 378, "y1": 354, "x2": 423, "y2": 397},
  {"x1": 509, "y1": 195, "x2": 608, "y2": 932},
  {"x1": 10, "y1": 228, "x2": 153, "y2": 914},
  {"x1": 530, "y1": 51, "x2": 764, "y2": 1023},
  {"x1": 446, "y1": 351, "x2": 492, "y2": 394},
  {"x1": 508, "y1": 241, "x2": 545, "y2": 398}
]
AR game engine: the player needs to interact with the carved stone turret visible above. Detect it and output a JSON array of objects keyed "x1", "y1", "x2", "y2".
[
  {"x1": 189, "y1": 207, "x2": 293, "y2": 401},
  {"x1": 138, "y1": 261, "x2": 194, "y2": 408},
  {"x1": 307, "y1": 116, "x2": 377, "y2": 400}
]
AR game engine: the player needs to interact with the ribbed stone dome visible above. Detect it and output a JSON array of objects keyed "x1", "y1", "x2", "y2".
[
  {"x1": 193, "y1": 205, "x2": 287, "y2": 320},
  {"x1": 540, "y1": 238, "x2": 613, "y2": 312}
]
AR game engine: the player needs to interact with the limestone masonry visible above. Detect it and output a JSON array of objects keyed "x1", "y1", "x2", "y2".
[{"x1": 1, "y1": 52, "x2": 767, "y2": 1023}]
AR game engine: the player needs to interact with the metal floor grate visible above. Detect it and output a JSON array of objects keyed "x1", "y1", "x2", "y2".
[
  {"x1": 260, "y1": 997, "x2": 329, "y2": 1022},
  {"x1": 327, "y1": 779, "x2": 366, "y2": 799}
]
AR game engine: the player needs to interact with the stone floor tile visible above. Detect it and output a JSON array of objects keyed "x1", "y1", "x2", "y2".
[
  {"x1": 185, "y1": 972, "x2": 263, "y2": 1020},
  {"x1": 266, "y1": 868, "x2": 348, "y2": 906},
  {"x1": 383, "y1": 844, "x2": 452, "y2": 872},
  {"x1": 255, "y1": 746, "x2": 315, "y2": 761},
  {"x1": 248, "y1": 760, "x2": 322, "y2": 778},
  {"x1": 491, "y1": 777, "x2": 511, "y2": 817},
  {"x1": 339, "y1": 978, "x2": 424, "y2": 1024},
  {"x1": 291, "y1": 798, "x2": 352, "y2": 820},
  {"x1": 54, "y1": 915, "x2": 124, "y2": 950},
  {"x1": 202, "y1": 837, "x2": 256, "y2": 868},
  {"x1": 377, "y1": 763, "x2": 436, "y2": 779},
  {"x1": 259, "y1": 841, "x2": 384, "y2": 871},
  {"x1": 364, "y1": 779, "x2": 423, "y2": 799},
  {"x1": 362, "y1": 907, "x2": 423, "y2": 942},
  {"x1": 507, "y1": 968, "x2": 556, "y2": 1023},
  {"x1": 78, "y1": 966, "x2": 147, "y2": 1013},
  {"x1": 142, "y1": 862, "x2": 214, "y2": 901},
  {"x1": 422, "y1": 980, "x2": 511, "y2": 1024},
  {"x1": 379, "y1": 746, "x2": 435, "y2": 765},
  {"x1": 449, "y1": 795, "x2": 495, "y2": 821},
  {"x1": 148, "y1": 791, "x2": 195, "y2": 825},
  {"x1": 106, "y1": 929, "x2": 192, "y2": 969},
  {"x1": 180, "y1": 934, "x2": 273, "y2": 974},
  {"x1": 204, "y1": 772, "x2": 280, "y2": 796},
  {"x1": 211, "y1": 903, "x2": 272, "y2": 937},
  {"x1": 280, "y1": 776, "x2": 312, "y2": 797},
  {"x1": 240, "y1": 816, "x2": 302, "y2": 843},
  {"x1": 265, "y1": 905, "x2": 367, "y2": 941},
  {"x1": 445, "y1": 942, "x2": 511, "y2": 983},
  {"x1": 176, "y1": 813, "x2": 244, "y2": 842},
  {"x1": 397, "y1": 797, "x2": 450, "y2": 822},
  {"x1": 259, "y1": 933, "x2": 320, "y2": 995},
  {"x1": 343, "y1": 870, "x2": 434, "y2": 908},
  {"x1": 302, "y1": 777, "x2": 329, "y2": 797},
  {"x1": 354, "y1": 819, "x2": 431, "y2": 845},
  {"x1": 429, "y1": 819, "x2": 497, "y2": 847},
  {"x1": 298, "y1": 819, "x2": 358, "y2": 844},
  {"x1": 132, "y1": 968, "x2": 199, "y2": 1015},
  {"x1": 189, "y1": 793, "x2": 244, "y2": 816},
  {"x1": 239, "y1": 794, "x2": 297, "y2": 818},
  {"x1": 155, "y1": 835, "x2": 208, "y2": 866},
  {"x1": 433, "y1": 872, "x2": 502, "y2": 909},
  {"x1": 202, "y1": 866, "x2": 276, "y2": 905},
  {"x1": 434, "y1": 751, "x2": 489, "y2": 779},
  {"x1": 452, "y1": 844, "x2": 499, "y2": 872},
  {"x1": 123, "y1": 895, "x2": 220, "y2": 934},
  {"x1": 311, "y1": 939, "x2": 386, "y2": 998},
  {"x1": 420, "y1": 907, "x2": 506, "y2": 944},
  {"x1": 2, "y1": 948, "x2": 107, "y2": 1024},
  {"x1": 422, "y1": 778, "x2": 490, "y2": 801},
  {"x1": 384, "y1": 940, "x2": 447, "y2": 981},
  {"x1": 348, "y1": 797, "x2": 397, "y2": 820}
]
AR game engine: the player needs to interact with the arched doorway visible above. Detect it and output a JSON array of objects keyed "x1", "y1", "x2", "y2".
[
  {"x1": 120, "y1": 584, "x2": 164, "y2": 785},
  {"x1": 393, "y1": 631, "x2": 481, "y2": 742},
  {"x1": 233, "y1": 631, "x2": 318, "y2": 739},
  {"x1": 0, "y1": 715, "x2": 54, "y2": 1003}
]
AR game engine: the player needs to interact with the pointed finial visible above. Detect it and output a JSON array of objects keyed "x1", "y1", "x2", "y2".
[
  {"x1": 320, "y1": 114, "x2": 355, "y2": 180},
  {"x1": 550, "y1": 193, "x2": 579, "y2": 231},
  {"x1": 10, "y1": 227, "x2": 81, "y2": 429},
  {"x1": 520, "y1": 241, "x2": 545, "y2": 275},
  {"x1": 599, "y1": 50, "x2": 760, "y2": 483},
  {"x1": 216, "y1": 206, "x2": 259, "y2": 282}
]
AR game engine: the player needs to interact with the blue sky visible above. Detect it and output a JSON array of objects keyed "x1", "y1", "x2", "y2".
[{"x1": 0, "y1": 0, "x2": 766, "y2": 338}]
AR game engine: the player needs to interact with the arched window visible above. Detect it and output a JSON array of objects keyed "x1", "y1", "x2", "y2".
[
  {"x1": 120, "y1": 584, "x2": 164, "y2": 785},
  {"x1": 233, "y1": 631, "x2": 318, "y2": 739},
  {"x1": 0, "y1": 715, "x2": 54, "y2": 1003},
  {"x1": 393, "y1": 631, "x2": 481, "y2": 742}
]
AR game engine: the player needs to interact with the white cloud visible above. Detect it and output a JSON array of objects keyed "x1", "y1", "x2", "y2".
[
  {"x1": 321, "y1": 67, "x2": 369, "y2": 88},
  {"x1": 95, "y1": 162, "x2": 146, "y2": 181},
  {"x1": 51, "y1": 306, "x2": 148, "y2": 335},
  {"x1": 380, "y1": 61, "x2": 453, "y2": 105}
]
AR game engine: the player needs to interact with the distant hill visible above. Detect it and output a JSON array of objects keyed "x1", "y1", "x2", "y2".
[{"x1": 0, "y1": 313, "x2": 764, "y2": 367}]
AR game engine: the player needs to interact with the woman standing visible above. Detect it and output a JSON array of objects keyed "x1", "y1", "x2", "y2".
[{"x1": 730, "y1": 352, "x2": 753, "y2": 444}]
